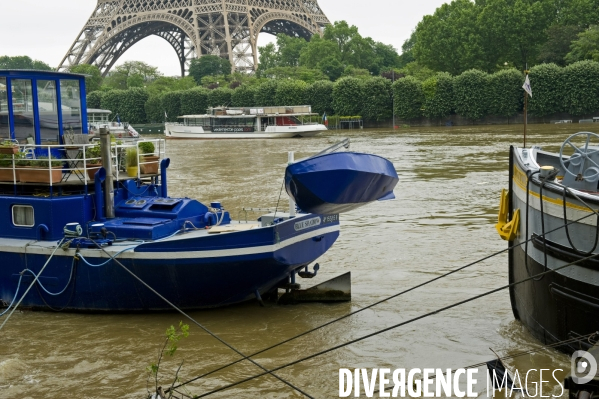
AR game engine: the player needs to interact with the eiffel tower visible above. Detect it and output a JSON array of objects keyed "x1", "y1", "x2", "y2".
[{"x1": 58, "y1": 0, "x2": 330, "y2": 76}]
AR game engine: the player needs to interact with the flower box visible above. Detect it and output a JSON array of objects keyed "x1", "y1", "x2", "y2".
[
  {"x1": 0, "y1": 146, "x2": 19, "y2": 155},
  {"x1": 19, "y1": 167, "x2": 63, "y2": 184}
]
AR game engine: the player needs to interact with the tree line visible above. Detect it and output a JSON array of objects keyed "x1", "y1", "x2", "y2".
[{"x1": 402, "y1": 0, "x2": 599, "y2": 78}]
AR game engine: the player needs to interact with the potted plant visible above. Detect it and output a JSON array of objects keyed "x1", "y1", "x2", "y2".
[
  {"x1": 85, "y1": 143, "x2": 102, "y2": 180},
  {"x1": 0, "y1": 139, "x2": 19, "y2": 155},
  {"x1": 19, "y1": 156, "x2": 63, "y2": 183},
  {"x1": 138, "y1": 141, "x2": 159, "y2": 174},
  {"x1": 125, "y1": 147, "x2": 138, "y2": 177},
  {"x1": 0, "y1": 152, "x2": 22, "y2": 181}
]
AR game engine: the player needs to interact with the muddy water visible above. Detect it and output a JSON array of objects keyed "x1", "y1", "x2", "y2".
[{"x1": 1, "y1": 124, "x2": 595, "y2": 398}]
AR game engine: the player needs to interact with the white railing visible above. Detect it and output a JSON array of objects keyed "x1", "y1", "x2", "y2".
[{"x1": 0, "y1": 139, "x2": 166, "y2": 186}]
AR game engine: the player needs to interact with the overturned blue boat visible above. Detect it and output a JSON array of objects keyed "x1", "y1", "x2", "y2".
[{"x1": 285, "y1": 145, "x2": 399, "y2": 214}]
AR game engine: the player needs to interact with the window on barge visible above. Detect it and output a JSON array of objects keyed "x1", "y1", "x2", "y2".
[{"x1": 12, "y1": 205, "x2": 34, "y2": 227}]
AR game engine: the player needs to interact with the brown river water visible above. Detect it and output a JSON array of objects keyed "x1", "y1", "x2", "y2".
[{"x1": 1, "y1": 123, "x2": 596, "y2": 398}]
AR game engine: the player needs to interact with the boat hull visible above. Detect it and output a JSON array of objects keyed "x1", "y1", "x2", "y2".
[
  {"x1": 508, "y1": 147, "x2": 599, "y2": 353},
  {"x1": 285, "y1": 152, "x2": 399, "y2": 214},
  {"x1": 164, "y1": 124, "x2": 325, "y2": 139},
  {"x1": 0, "y1": 215, "x2": 339, "y2": 311}
]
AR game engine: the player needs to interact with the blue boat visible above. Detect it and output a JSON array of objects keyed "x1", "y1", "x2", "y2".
[
  {"x1": 285, "y1": 145, "x2": 399, "y2": 214},
  {"x1": 0, "y1": 70, "x2": 394, "y2": 312}
]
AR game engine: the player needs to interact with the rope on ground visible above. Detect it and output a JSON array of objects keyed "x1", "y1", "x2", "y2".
[
  {"x1": 168, "y1": 211, "x2": 598, "y2": 394},
  {"x1": 190, "y1": 251, "x2": 599, "y2": 398},
  {"x1": 0, "y1": 238, "x2": 65, "y2": 331},
  {"x1": 89, "y1": 239, "x2": 314, "y2": 399}
]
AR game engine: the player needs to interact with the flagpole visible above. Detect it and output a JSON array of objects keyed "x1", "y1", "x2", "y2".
[{"x1": 524, "y1": 84, "x2": 527, "y2": 148}]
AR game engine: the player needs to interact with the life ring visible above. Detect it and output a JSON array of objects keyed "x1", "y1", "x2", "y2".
[{"x1": 118, "y1": 133, "x2": 123, "y2": 138}]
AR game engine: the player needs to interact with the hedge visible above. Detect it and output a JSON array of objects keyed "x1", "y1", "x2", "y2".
[
  {"x1": 422, "y1": 72, "x2": 453, "y2": 119},
  {"x1": 487, "y1": 69, "x2": 523, "y2": 118},
  {"x1": 231, "y1": 85, "x2": 257, "y2": 107},
  {"x1": 161, "y1": 91, "x2": 183, "y2": 122},
  {"x1": 332, "y1": 77, "x2": 363, "y2": 116},
  {"x1": 453, "y1": 69, "x2": 490, "y2": 120},
  {"x1": 305, "y1": 80, "x2": 334, "y2": 115},
  {"x1": 254, "y1": 80, "x2": 278, "y2": 106},
  {"x1": 361, "y1": 77, "x2": 392, "y2": 121},
  {"x1": 563, "y1": 60, "x2": 599, "y2": 116},
  {"x1": 86, "y1": 91, "x2": 103, "y2": 109},
  {"x1": 528, "y1": 63, "x2": 563, "y2": 117},
  {"x1": 208, "y1": 87, "x2": 233, "y2": 107},
  {"x1": 393, "y1": 76, "x2": 423, "y2": 120},
  {"x1": 180, "y1": 88, "x2": 209, "y2": 115}
]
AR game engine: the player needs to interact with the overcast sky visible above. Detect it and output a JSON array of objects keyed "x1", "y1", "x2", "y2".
[{"x1": 1, "y1": 0, "x2": 447, "y2": 76}]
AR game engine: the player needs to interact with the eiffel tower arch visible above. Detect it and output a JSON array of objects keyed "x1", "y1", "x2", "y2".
[{"x1": 58, "y1": 0, "x2": 330, "y2": 76}]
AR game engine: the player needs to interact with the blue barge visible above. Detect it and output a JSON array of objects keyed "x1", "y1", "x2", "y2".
[{"x1": 0, "y1": 70, "x2": 342, "y2": 311}]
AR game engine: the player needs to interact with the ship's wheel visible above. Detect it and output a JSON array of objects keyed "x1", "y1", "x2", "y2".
[{"x1": 559, "y1": 131, "x2": 599, "y2": 182}]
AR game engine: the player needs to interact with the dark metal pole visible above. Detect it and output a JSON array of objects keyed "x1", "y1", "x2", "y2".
[{"x1": 99, "y1": 127, "x2": 115, "y2": 218}]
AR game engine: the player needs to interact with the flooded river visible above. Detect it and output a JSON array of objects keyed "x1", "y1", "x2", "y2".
[{"x1": 1, "y1": 124, "x2": 595, "y2": 398}]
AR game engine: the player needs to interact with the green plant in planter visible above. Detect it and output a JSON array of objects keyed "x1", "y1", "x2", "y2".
[
  {"x1": 32, "y1": 156, "x2": 63, "y2": 168},
  {"x1": 138, "y1": 141, "x2": 155, "y2": 155},
  {"x1": 126, "y1": 147, "x2": 138, "y2": 166},
  {"x1": 15, "y1": 153, "x2": 31, "y2": 167},
  {"x1": 0, "y1": 153, "x2": 13, "y2": 167},
  {"x1": 125, "y1": 147, "x2": 139, "y2": 177},
  {"x1": 86, "y1": 143, "x2": 102, "y2": 164}
]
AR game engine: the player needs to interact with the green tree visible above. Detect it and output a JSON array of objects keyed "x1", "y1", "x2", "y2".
[
  {"x1": 299, "y1": 35, "x2": 342, "y2": 69},
  {"x1": 306, "y1": 80, "x2": 334, "y2": 115},
  {"x1": 258, "y1": 43, "x2": 279, "y2": 72},
  {"x1": 188, "y1": 55, "x2": 232, "y2": 85},
  {"x1": 0, "y1": 55, "x2": 52, "y2": 70},
  {"x1": 393, "y1": 76, "x2": 424, "y2": 120},
  {"x1": 332, "y1": 77, "x2": 364, "y2": 116},
  {"x1": 528, "y1": 63, "x2": 564, "y2": 116},
  {"x1": 317, "y1": 57, "x2": 344, "y2": 81},
  {"x1": 398, "y1": 32, "x2": 416, "y2": 68},
  {"x1": 565, "y1": 26, "x2": 599, "y2": 63},
  {"x1": 537, "y1": 25, "x2": 583, "y2": 66},
  {"x1": 487, "y1": 69, "x2": 523, "y2": 117},
  {"x1": 413, "y1": 0, "x2": 485, "y2": 75},
  {"x1": 146, "y1": 76, "x2": 196, "y2": 97},
  {"x1": 477, "y1": 0, "x2": 555, "y2": 71},
  {"x1": 421, "y1": 72, "x2": 454, "y2": 119},
  {"x1": 68, "y1": 64, "x2": 103, "y2": 92},
  {"x1": 277, "y1": 35, "x2": 309, "y2": 67},
  {"x1": 103, "y1": 61, "x2": 161, "y2": 90},
  {"x1": 453, "y1": 69, "x2": 490, "y2": 120},
  {"x1": 259, "y1": 66, "x2": 327, "y2": 83}
]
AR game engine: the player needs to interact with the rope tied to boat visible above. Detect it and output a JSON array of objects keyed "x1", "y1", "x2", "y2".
[{"x1": 188, "y1": 250, "x2": 599, "y2": 398}]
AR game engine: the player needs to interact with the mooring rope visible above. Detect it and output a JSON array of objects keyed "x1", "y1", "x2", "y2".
[
  {"x1": 168, "y1": 211, "x2": 598, "y2": 394},
  {"x1": 189, "y1": 251, "x2": 599, "y2": 398},
  {"x1": 0, "y1": 238, "x2": 66, "y2": 331},
  {"x1": 89, "y1": 239, "x2": 314, "y2": 399}
]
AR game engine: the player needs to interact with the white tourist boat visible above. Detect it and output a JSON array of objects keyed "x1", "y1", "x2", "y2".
[
  {"x1": 87, "y1": 108, "x2": 139, "y2": 138},
  {"x1": 164, "y1": 105, "x2": 327, "y2": 139}
]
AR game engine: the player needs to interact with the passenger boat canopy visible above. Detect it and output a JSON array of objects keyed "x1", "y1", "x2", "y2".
[{"x1": 0, "y1": 70, "x2": 88, "y2": 145}]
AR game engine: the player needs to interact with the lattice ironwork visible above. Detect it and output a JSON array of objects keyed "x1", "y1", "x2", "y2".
[{"x1": 58, "y1": 0, "x2": 330, "y2": 76}]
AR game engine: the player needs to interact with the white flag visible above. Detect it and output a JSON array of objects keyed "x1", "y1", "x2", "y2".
[
  {"x1": 164, "y1": 110, "x2": 168, "y2": 119},
  {"x1": 522, "y1": 75, "x2": 532, "y2": 98}
]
